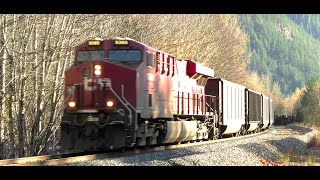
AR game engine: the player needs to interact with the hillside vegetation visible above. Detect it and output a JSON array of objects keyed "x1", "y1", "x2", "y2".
[{"x1": 240, "y1": 14, "x2": 320, "y2": 95}]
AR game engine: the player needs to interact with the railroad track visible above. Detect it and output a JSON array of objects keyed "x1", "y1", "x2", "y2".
[{"x1": 0, "y1": 129, "x2": 270, "y2": 166}]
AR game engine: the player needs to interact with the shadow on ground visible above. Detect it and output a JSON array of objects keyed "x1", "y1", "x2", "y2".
[
  {"x1": 284, "y1": 125, "x2": 313, "y2": 135},
  {"x1": 239, "y1": 136, "x2": 319, "y2": 164}
]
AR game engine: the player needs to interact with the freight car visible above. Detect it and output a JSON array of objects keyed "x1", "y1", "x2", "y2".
[
  {"x1": 205, "y1": 78, "x2": 246, "y2": 137},
  {"x1": 244, "y1": 89, "x2": 274, "y2": 133},
  {"x1": 274, "y1": 115, "x2": 297, "y2": 125},
  {"x1": 60, "y1": 37, "x2": 274, "y2": 151}
]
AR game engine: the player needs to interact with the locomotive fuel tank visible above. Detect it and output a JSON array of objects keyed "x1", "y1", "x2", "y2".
[{"x1": 161, "y1": 120, "x2": 198, "y2": 143}]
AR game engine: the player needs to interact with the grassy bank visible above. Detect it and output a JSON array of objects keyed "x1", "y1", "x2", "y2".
[{"x1": 277, "y1": 123, "x2": 320, "y2": 166}]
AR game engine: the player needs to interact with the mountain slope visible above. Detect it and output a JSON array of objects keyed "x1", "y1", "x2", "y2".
[{"x1": 239, "y1": 14, "x2": 320, "y2": 95}]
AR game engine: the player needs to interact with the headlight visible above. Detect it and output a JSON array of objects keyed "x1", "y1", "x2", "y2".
[
  {"x1": 94, "y1": 69, "x2": 101, "y2": 76},
  {"x1": 68, "y1": 101, "x2": 76, "y2": 108},
  {"x1": 106, "y1": 100, "x2": 114, "y2": 107},
  {"x1": 94, "y1": 65, "x2": 101, "y2": 70},
  {"x1": 94, "y1": 65, "x2": 102, "y2": 76}
]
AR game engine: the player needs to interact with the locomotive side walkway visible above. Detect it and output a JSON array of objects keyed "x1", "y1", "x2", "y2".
[{"x1": 65, "y1": 124, "x2": 320, "y2": 166}]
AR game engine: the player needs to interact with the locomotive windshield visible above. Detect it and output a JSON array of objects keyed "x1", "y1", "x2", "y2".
[
  {"x1": 108, "y1": 49, "x2": 141, "y2": 61},
  {"x1": 77, "y1": 50, "x2": 104, "y2": 62}
]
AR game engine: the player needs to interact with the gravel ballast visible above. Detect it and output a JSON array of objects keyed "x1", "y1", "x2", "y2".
[{"x1": 64, "y1": 124, "x2": 320, "y2": 166}]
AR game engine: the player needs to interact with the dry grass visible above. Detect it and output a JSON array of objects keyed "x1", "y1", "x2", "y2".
[
  {"x1": 305, "y1": 154, "x2": 317, "y2": 166},
  {"x1": 307, "y1": 134, "x2": 320, "y2": 149},
  {"x1": 279, "y1": 148, "x2": 302, "y2": 163},
  {"x1": 270, "y1": 148, "x2": 320, "y2": 166},
  {"x1": 276, "y1": 124, "x2": 320, "y2": 166},
  {"x1": 262, "y1": 124, "x2": 320, "y2": 166}
]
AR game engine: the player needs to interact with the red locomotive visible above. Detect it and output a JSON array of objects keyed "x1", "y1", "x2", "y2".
[{"x1": 60, "y1": 37, "x2": 273, "y2": 151}]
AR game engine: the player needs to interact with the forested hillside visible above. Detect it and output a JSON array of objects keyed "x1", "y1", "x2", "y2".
[
  {"x1": 239, "y1": 14, "x2": 320, "y2": 95},
  {"x1": 288, "y1": 14, "x2": 320, "y2": 40}
]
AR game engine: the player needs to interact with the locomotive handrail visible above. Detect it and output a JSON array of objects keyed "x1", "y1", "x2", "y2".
[
  {"x1": 176, "y1": 92, "x2": 216, "y2": 116},
  {"x1": 121, "y1": 84, "x2": 137, "y2": 126},
  {"x1": 107, "y1": 86, "x2": 133, "y2": 126},
  {"x1": 63, "y1": 93, "x2": 72, "y2": 108},
  {"x1": 121, "y1": 85, "x2": 137, "y2": 111}
]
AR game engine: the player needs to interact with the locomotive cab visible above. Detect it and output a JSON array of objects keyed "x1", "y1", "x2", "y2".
[{"x1": 61, "y1": 38, "x2": 144, "y2": 151}]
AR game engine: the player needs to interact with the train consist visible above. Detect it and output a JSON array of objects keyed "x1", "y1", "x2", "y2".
[
  {"x1": 60, "y1": 37, "x2": 274, "y2": 151},
  {"x1": 274, "y1": 115, "x2": 299, "y2": 125}
]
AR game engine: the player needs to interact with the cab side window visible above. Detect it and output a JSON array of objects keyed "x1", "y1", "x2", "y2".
[{"x1": 147, "y1": 52, "x2": 154, "y2": 67}]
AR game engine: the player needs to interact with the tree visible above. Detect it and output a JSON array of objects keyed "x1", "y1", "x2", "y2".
[
  {"x1": 0, "y1": 15, "x2": 4, "y2": 158},
  {"x1": 297, "y1": 77, "x2": 320, "y2": 125}
]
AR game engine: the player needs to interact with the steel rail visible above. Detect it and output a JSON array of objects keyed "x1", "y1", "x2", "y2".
[{"x1": 0, "y1": 128, "x2": 271, "y2": 166}]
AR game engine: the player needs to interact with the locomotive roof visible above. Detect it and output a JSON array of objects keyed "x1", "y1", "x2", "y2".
[
  {"x1": 114, "y1": 37, "x2": 173, "y2": 57},
  {"x1": 81, "y1": 37, "x2": 215, "y2": 77}
]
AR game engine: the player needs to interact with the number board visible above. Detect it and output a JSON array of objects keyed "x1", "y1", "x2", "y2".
[
  {"x1": 114, "y1": 40, "x2": 129, "y2": 45},
  {"x1": 88, "y1": 40, "x2": 101, "y2": 46}
]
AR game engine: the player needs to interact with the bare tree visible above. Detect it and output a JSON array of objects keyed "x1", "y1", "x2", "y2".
[
  {"x1": 0, "y1": 15, "x2": 4, "y2": 158},
  {"x1": 1, "y1": 14, "x2": 16, "y2": 158},
  {"x1": 129, "y1": 14, "x2": 250, "y2": 84}
]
